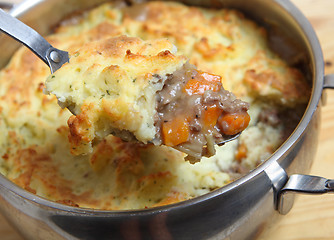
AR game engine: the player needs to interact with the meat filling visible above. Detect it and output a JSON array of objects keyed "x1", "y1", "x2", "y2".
[{"x1": 155, "y1": 63, "x2": 250, "y2": 163}]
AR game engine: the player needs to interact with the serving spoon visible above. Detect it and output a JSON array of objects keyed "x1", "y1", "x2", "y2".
[
  {"x1": 0, "y1": 8, "x2": 242, "y2": 146},
  {"x1": 0, "y1": 8, "x2": 68, "y2": 73}
]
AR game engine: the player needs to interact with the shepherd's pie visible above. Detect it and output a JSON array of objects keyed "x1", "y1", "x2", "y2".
[
  {"x1": 0, "y1": 1, "x2": 310, "y2": 210},
  {"x1": 45, "y1": 36, "x2": 250, "y2": 161}
]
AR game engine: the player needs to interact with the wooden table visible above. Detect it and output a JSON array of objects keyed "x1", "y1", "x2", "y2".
[{"x1": 1, "y1": 0, "x2": 334, "y2": 239}]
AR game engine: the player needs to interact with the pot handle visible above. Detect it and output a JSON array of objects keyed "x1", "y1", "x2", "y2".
[
  {"x1": 277, "y1": 174, "x2": 334, "y2": 215},
  {"x1": 265, "y1": 161, "x2": 334, "y2": 215},
  {"x1": 321, "y1": 74, "x2": 334, "y2": 105},
  {"x1": 324, "y1": 74, "x2": 334, "y2": 89},
  {"x1": 272, "y1": 74, "x2": 334, "y2": 214}
]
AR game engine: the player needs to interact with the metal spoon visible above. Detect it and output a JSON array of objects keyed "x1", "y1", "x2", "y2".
[
  {"x1": 217, "y1": 133, "x2": 241, "y2": 146},
  {"x1": 0, "y1": 8, "x2": 68, "y2": 73},
  {"x1": 0, "y1": 8, "x2": 242, "y2": 147}
]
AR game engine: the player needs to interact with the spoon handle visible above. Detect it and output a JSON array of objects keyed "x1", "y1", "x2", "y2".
[{"x1": 0, "y1": 8, "x2": 68, "y2": 73}]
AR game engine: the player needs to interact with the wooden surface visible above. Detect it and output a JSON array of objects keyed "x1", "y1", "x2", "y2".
[{"x1": 1, "y1": 0, "x2": 334, "y2": 239}]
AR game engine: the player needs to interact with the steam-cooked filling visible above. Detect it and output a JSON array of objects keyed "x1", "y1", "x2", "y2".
[{"x1": 155, "y1": 63, "x2": 250, "y2": 162}]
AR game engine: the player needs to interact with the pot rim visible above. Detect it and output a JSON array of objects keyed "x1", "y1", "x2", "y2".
[{"x1": 0, "y1": 0, "x2": 324, "y2": 216}]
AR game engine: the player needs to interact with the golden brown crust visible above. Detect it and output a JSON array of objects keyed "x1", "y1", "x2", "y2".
[
  {"x1": 46, "y1": 35, "x2": 187, "y2": 154},
  {"x1": 120, "y1": 1, "x2": 310, "y2": 100},
  {"x1": 8, "y1": 146, "x2": 97, "y2": 206},
  {"x1": 244, "y1": 69, "x2": 310, "y2": 106},
  {"x1": 243, "y1": 51, "x2": 310, "y2": 106}
]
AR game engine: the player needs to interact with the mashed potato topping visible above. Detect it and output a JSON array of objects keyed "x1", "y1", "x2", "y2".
[
  {"x1": 0, "y1": 1, "x2": 310, "y2": 210},
  {"x1": 45, "y1": 36, "x2": 187, "y2": 155},
  {"x1": 45, "y1": 36, "x2": 250, "y2": 160}
]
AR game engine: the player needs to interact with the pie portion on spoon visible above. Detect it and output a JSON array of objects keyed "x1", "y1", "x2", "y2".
[{"x1": 45, "y1": 35, "x2": 250, "y2": 162}]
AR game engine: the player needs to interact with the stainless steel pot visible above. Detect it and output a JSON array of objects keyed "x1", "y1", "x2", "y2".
[{"x1": 0, "y1": 0, "x2": 334, "y2": 239}]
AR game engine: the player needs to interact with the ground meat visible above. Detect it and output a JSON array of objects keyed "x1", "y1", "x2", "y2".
[{"x1": 155, "y1": 62, "x2": 250, "y2": 162}]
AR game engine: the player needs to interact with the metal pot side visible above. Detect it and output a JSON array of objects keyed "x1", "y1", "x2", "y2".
[{"x1": 0, "y1": 0, "x2": 326, "y2": 239}]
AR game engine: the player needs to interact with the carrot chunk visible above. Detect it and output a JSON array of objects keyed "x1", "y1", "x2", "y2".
[
  {"x1": 235, "y1": 143, "x2": 248, "y2": 161},
  {"x1": 162, "y1": 116, "x2": 190, "y2": 146},
  {"x1": 218, "y1": 112, "x2": 250, "y2": 135},
  {"x1": 183, "y1": 71, "x2": 222, "y2": 95},
  {"x1": 203, "y1": 105, "x2": 223, "y2": 128}
]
